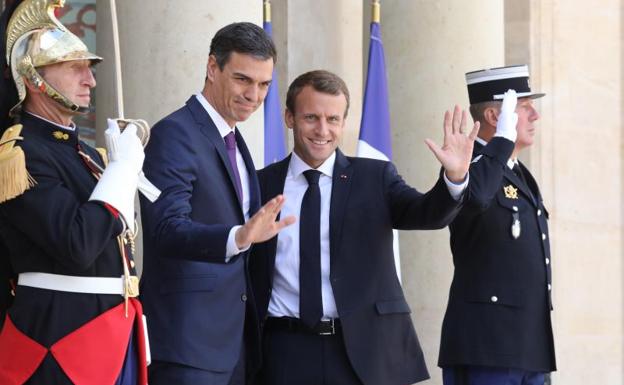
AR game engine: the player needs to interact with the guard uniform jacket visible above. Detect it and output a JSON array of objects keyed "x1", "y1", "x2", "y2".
[
  {"x1": 438, "y1": 137, "x2": 556, "y2": 372},
  {"x1": 0, "y1": 113, "x2": 145, "y2": 385}
]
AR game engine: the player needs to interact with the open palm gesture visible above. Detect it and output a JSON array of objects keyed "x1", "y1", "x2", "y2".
[{"x1": 425, "y1": 106, "x2": 479, "y2": 183}]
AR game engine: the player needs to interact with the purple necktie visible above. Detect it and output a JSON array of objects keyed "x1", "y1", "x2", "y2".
[{"x1": 224, "y1": 132, "x2": 243, "y2": 203}]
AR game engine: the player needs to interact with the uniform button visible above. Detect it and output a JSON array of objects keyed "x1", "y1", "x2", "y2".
[
  {"x1": 542, "y1": 233, "x2": 547, "y2": 240},
  {"x1": 537, "y1": 209, "x2": 542, "y2": 216},
  {"x1": 490, "y1": 296, "x2": 498, "y2": 303},
  {"x1": 512, "y1": 206, "x2": 518, "y2": 212},
  {"x1": 548, "y1": 284, "x2": 552, "y2": 291},
  {"x1": 241, "y1": 294, "x2": 247, "y2": 302},
  {"x1": 545, "y1": 258, "x2": 550, "y2": 265}
]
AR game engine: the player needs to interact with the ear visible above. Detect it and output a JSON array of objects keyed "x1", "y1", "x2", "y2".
[
  {"x1": 206, "y1": 55, "x2": 219, "y2": 82},
  {"x1": 285, "y1": 108, "x2": 295, "y2": 129},
  {"x1": 483, "y1": 106, "x2": 499, "y2": 127},
  {"x1": 23, "y1": 76, "x2": 40, "y2": 94}
]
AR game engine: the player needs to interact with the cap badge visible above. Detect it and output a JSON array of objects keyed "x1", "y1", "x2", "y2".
[{"x1": 504, "y1": 185, "x2": 518, "y2": 200}]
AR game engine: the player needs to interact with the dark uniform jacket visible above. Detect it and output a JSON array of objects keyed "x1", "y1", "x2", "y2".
[
  {"x1": 250, "y1": 150, "x2": 464, "y2": 385},
  {"x1": 0, "y1": 113, "x2": 134, "y2": 383},
  {"x1": 438, "y1": 137, "x2": 556, "y2": 372}
]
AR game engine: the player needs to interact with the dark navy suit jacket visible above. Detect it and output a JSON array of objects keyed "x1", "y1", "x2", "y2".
[
  {"x1": 140, "y1": 96, "x2": 261, "y2": 375},
  {"x1": 250, "y1": 150, "x2": 463, "y2": 385}
]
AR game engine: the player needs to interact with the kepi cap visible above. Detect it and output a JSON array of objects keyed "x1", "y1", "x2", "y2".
[{"x1": 466, "y1": 64, "x2": 544, "y2": 104}]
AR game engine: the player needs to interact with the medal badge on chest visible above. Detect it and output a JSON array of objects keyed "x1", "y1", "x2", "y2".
[{"x1": 504, "y1": 185, "x2": 521, "y2": 239}]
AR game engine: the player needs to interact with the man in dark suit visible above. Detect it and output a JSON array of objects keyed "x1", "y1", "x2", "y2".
[
  {"x1": 438, "y1": 65, "x2": 555, "y2": 385},
  {"x1": 140, "y1": 23, "x2": 294, "y2": 385},
  {"x1": 249, "y1": 70, "x2": 479, "y2": 385}
]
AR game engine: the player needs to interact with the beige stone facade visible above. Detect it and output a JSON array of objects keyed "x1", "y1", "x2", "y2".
[{"x1": 92, "y1": 0, "x2": 622, "y2": 383}]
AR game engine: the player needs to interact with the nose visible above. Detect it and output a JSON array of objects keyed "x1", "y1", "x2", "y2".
[
  {"x1": 83, "y1": 67, "x2": 96, "y2": 88},
  {"x1": 529, "y1": 105, "x2": 540, "y2": 121},
  {"x1": 244, "y1": 84, "x2": 259, "y2": 103}
]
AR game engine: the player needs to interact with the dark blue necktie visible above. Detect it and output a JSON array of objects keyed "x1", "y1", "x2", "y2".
[
  {"x1": 224, "y1": 132, "x2": 243, "y2": 203},
  {"x1": 299, "y1": 169, "x2": 323, "y2": 328}
]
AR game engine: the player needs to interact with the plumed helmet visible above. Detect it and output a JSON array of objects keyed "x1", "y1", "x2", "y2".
[{"x1": 5, "y1": 0, "x2": 102, "y2": 116}]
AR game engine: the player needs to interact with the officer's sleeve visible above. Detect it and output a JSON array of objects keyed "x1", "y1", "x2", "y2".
[{"x1": 463, "y1": 137, "x2": 515, "y2": 213}]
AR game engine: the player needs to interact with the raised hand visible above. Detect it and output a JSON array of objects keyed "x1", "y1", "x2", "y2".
[
  {"x1": 424, "y1": 106, "x2": 480, "y2": 183},
  {"x1": 235, "y1": 195, "x2": 296, "y2": 248}
]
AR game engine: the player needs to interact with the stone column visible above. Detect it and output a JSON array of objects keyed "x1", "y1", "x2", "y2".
[
  {"x1": 381, "y1": 1, "x2": 504, "y2": 383},
  {"x1": 506, "y1": 0, "x2": 624, "y2": 383},
  {"x1": 271, "y1": 0, "x2": 364, "y2": 155}
]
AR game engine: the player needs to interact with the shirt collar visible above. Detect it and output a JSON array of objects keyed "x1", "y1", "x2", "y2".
[
  {"x1": 475, "y1": 136, "x2": 488, "y2": 146},
  {"x1": 195, "y1": 92, "x2": 235, "y2": 138},
  {"x1": 25, "y1": 111, "x2": 76, "y2": 131},
  {"x1": 289, "y1": 151, "x2": 336, "y2": 179}
]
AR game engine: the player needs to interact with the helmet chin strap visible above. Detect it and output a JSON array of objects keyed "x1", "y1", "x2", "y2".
[{"x1": 18, "y1": 56, "x2": 90, "y2": 115}]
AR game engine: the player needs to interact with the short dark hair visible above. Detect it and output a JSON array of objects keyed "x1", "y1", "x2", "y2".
[
  {"x1": 469, "y1": 100, "x2": 500, "y2": 123},
  {"x1": 286, "y1": 70, "x2": 350, "y2": 118},
  {"x1": 209, "y1": 22, "x2": 277, "y2": 69}
]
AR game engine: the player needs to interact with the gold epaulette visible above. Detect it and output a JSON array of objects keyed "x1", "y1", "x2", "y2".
[
  {"x1": 96, "y1": 147, "x2": 109, "y2": 167},
  {"x1": 0, "y1": 125, "x2": 36, "y2": 203}
]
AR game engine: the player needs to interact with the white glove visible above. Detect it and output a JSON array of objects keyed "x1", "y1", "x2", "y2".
[
  {"x1": 89, "y1": 119, "x2": 145, "y2": 232},
  {"x1": 494, "y1": 89, "x2": 518, "y2": 142}
]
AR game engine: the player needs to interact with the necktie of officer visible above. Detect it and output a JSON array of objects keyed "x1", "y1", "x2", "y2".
[
  {"x1": 224, "y1": 132, "x2": 243, "y2": 203},
  {"x1": 512, "y1": 163, "x2": 536, "y2": 203},
  {"x1": 299, "y1": 169, "x2": 323, "y2": 329}
]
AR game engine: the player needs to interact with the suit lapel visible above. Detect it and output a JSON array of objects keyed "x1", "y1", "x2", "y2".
[
  {"x1": 263, "y1": 155, "x2": 290, "y2": 284},
  {"x1": 329, "y1": 150, "x2": 353, "y2": 267},
  {"x1": 236, "y1": 129, "x2": 260, "y2": 215},
  {"x1": 475, "y1": 140, "x2": 537, "y2": 206},
  {"x1": 502, "y1": 167, "x2": 537, "y2": 206},
  {"x1": 187, "y1": 96, "x2": 243, "y2": 210}
]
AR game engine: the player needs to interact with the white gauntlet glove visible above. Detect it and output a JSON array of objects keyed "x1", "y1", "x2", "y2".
[
  {"x1": 494, "y1": 89, "x2": 518, "y2": 142},
  {"x1": 89, "y1": 119, "x2": 145, "y2": 232}
]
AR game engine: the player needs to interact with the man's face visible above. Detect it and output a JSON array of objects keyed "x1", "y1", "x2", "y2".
[
  {"x1": 40, "y1": 59, "x2": 96, "y2": 109},
  {"x1": 207, "y1": 52, "x2": 273, "y2": 127},
  {"x1": 287, "y1": 85, "x2": 347, "y2": 168},
  {"x1": 514, "y1": 97, "x2": 540, "y2": 150}
]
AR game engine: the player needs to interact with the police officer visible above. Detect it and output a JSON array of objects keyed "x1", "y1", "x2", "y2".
[
  {"x1": 0, "y1": 1, "x2": 148, "y2": 384},
  {"x1": 439, "y1": 65, "x2": 556, "y2": 385}
]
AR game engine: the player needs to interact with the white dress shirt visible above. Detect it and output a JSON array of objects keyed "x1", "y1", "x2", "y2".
[
  {"x1": 268, "y1": 151, "x2": 339, "y2": 319},
  {"x1": 195, "y1": 93, "x2": 251, "y2": 259}
]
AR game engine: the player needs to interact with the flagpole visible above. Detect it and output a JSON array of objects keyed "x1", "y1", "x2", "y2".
[
  {"x1": 372, "y1": 0, "x2": 380, "y2": 23},
  {"x1": 264, "y1": 0, "x2": 271, "y2": 23}
]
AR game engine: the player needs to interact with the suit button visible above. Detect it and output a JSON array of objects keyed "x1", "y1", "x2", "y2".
[
  {"x1": 490, "y1": 296, "x2": 498, "y2": 303},
  {"x1": 537, "y1": 209, "x2": 542, "y2": 216},
  {"x1": 545, "y1": 258, "x2": 550, "y2": 265},
  {"x1": 542, "y1": 233, "x2": 547, "y2": 240},
  {"x1": 241, "y1": 294, "x2": 247, "y2": 302},
  {"x1": 548, "y1": 284, "x2": 552, "y2": 291}
]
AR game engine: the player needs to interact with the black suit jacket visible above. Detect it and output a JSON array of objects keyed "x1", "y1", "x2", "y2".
[
  {"x1": 250, "y1": 150, "x2": 463, "y2": 385},
  {"x1": 438, "y1": 137, "x2": 556, "y2": 372}
]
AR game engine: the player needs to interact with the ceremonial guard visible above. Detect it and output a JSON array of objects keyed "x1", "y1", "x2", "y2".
[
  {"x1": 439, "y1": 65, "x2": 555, "y2": 385},
  {"x1": 0, "y1": 1, "x2": 149, "y2": 384}
]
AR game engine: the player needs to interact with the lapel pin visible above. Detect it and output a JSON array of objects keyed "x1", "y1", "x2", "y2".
[{"x1": 340, "y1": 174, "x2": 347, "y2": 179}]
